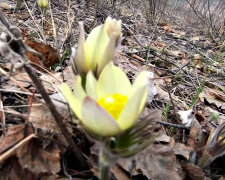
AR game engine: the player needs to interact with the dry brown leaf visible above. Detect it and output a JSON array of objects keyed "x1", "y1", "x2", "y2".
[
  {"x1": 156, "y1": 41, "x2": 164, "y2": 47},
  {"x1": 130, "y1": 59, "x2": 142, "y2": 66},
  {"x1": 199, "y1": 89, "x2": 225, "y2": 110},
  {"x1": 194, "y1": 59, "x2": 204, "y2": 70},
  {"x1": 29, "y1": 100, "x2": 72, "y2": 148},
  {"x1": 170, "y1": 29, "x2": 186, "y2": 39},
  {"x1": 165, "y1": 49, "x2": 184, "y2": 57},
  {"x1": 171, "y1": 32, "x2": 183, "y2": 39},
  {"x1": 24, "y1": 38, "x2": 60, "y2": 69},
  {"x1": 5, "y1": 72, "x2": 32, "y2": 88},
  {"x1": 164, "y1": 77, "x2": 172, "y2": 83},
  {"x1": 171, "y1": 142, "x2": 194, "y2": 160},
  {"x1": 200, "y1": 122, "x2": 225, "y2": 167},
  {"x1": 182, "y1": 164, "x2": 205, "y2": 180},
  {"x1": 131, "y1": 54, "x2": 145, "y2": 62},
  {"x1": 0, "y1": 2, "x2": 12, "y2": 9},
  {"x1": 171, "y1": 30, "x2": 186, "y2": 37},
  {"x1": 163, "y1": 25, "x2": 172, "y2": 32},
  {"x1": 155, "y1": 132, "x2": 171, "y2": 143},
  {"x1": 39, "y1": 72, "x2": 62, "y2": 94},
  {"x1": 219, "y1": 176, "x2": 225, "y2": 180},
  {"x1": 29, "y1": 104, "x2": 61, "y2": 133},
  {"x1": 195, "y1": 112, "x2": 205, "y2": 125},
  {"x1": 190, "y1": 36, "x2": 200, "y2": 42},
  {"x1": 193, "y1": 54, "x2": 201, "y2": 60},
  {"x1": 17, "y1": 139, "x2": 61, "y2": 174},
  {"x1": 158, "y1": 22, "x2": 168, "y2": 26},
  {"x1": 0, "y1": 157, "x2": 39, "y2": 180},
  {"x1": 222, "y1": 60, "x2": 225, "y2": 67},
  {"x1": 181, "y1": 58, "x2": 190, "y2": 65},
  {"x1": 29, "y1": 101, "x2": 70, "y2": 134},
  {"x1": 118, "y1": 144, "x2": 183, "y2": 180},
  {"x1": 188, "y1": 126, "x2": 207, "y2": 155},
  {"x1": 111, "y1": 165, "x2": 131, "y2": 180},
  {"x1": 0, "y1": 124, "x2": 25, "y2": 154}
]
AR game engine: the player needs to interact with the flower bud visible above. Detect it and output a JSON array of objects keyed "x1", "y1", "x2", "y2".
[
  {"x1": 38, "y1": 0, "x2": 49, "y2": 10},
  {"x1": 71, "y1": 17, "x2": 122, "y2": 77},
  {"x1": 104, "y1": 17, "x2": 121, "y2": 40}
]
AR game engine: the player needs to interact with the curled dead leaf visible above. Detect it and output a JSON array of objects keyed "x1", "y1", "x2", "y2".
[
  {"x1": 24, "y1": 38, "x2": 60, "y2": 69},
  {"x1": 188, "y1": 126, "x2": 207, "y2": 156},
  {"x1": 182, "y1": 163, "x2": 205, "y2": 180},
  {"x1": 0, "y1": 157, "x2": 39, "y2": 180},
  {"x1": 17, "y1": 138, "x2": 61, "y2": 174},
  {"x1": 0, "y1": 124, "x2": 25, "y2": 154},
  {"x1": 118, "y1": 144, "x2": 183, "y2": 180}
]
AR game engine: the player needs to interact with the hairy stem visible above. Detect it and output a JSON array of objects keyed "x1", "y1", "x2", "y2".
[{"x1": 99, "y1": 147, "x2": 111, "y2": 180}]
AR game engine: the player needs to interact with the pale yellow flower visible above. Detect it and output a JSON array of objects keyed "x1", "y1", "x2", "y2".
[
  {"x1": 60, "y1": 63, "x2": 149, "y2": 137},
  {"x1": 71, "y1": 17, "x2": 121, "y2": 77}
]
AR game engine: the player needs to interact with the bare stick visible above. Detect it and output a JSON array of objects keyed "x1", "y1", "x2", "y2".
[
  {"x1": 164, "y1": 80, "x2": 181, "y2": 124},
  {"x1": 0, "y1": 93, "x2": 6, "y2": 136},
  {"x1": 156, "y1": 121, "x2": 190, "y2": 130}
]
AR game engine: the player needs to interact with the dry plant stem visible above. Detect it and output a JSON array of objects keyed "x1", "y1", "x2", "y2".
[
  {"x1": 0, "y1": 93, "x2": 6, "y2": 136},
  {"x1": 156, "y1": 121, "x2": 190, "y2": 130},
  {"x1": 61, "y1": 0, "x2": 74, "y2": 51},
  {"x1": 0, "y1": 109, "x2": 28, "y2": 119},
  {"x1": 49, "y1": 0, "x2": 58, "y2": 47},
  {"x1": 164, "y1": 80, "x2": 180, "y2": 124},
  {"x1": 27, "y1": 92, "x2": 35, "y2": 123},
  {"x1": 23, "y1": 0, "x2": 45, "y2": 41},
  {"x1": 0, "y1": 88, "x2": 42, "y2": 97},
  {"x1": 0, "y1": 133, "x2": 36, "y2": 163},
  {"x1": 22, "y1": 60, "x2": 88, "y2": 169},
  {"x1": 122, "y1": 23, "x2": 142, "y2": 46},
  {"x1": 185, "y1": 0, "x2": 217, "y2": 43},
  {"x1": 29, "y1": 61, "x2": 62, "y2": 83}
]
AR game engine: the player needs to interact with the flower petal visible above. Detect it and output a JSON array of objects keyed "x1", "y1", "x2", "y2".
[
  {"x1": 131, "y1": 71, "x2": 150, "y2": 113},
  {"x1": 117, "y1": 76, "x2": 148, "y2": 130},
  {"x1": 97, "y1": 62, "x2": 132, "y2": 98},
  {"x1": 97, "y1": 33, "x2": 117, "y2": 76},
  {"x1": 75, "y1": 22, "x2": 88, "y2": 75},
  {"x1": 85, "y1": 25, "x2": 109, "y2": 71},
  {"x1": 104, "y1": 17, "x2": 121, "y2": 39},
  {"x1": 73, "y1": 75, "x2": 86, "y2": 101},
  {"x1": 60, "y1": 83, "x2": 82, "y2": 119},
  {"x1": 81, "y1": 97, "x2": 121, "y2": 136},
  {"x1": 86, "y1": 71, "x2": 98, "y2": 100}
]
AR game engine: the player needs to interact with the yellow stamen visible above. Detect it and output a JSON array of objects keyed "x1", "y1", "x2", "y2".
[{"x1": 98, "y1": 94, "x2": 128, "y2": 120}]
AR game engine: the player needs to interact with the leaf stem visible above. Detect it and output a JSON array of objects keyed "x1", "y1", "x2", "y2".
[{"x1": 99, "y1": 147, "x2": 111, "y2": 180}]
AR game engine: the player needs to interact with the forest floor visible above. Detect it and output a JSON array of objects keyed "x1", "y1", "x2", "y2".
[{"x1": 0, "y1": 0, "x2": 225, "y2": 180}]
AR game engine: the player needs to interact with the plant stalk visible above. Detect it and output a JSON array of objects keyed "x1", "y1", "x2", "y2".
[
  {"x1": 100, "y1": 164, "x2": 110, "y2": 180},
  {"x1": 99, "y1": 147, "x2": 111, "y2": 180}
]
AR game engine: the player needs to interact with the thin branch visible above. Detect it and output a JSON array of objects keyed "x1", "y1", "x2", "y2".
[
  {"x1": 156, "y1": 121, "x2": 190, "y2": 130},
  {"x1": 0, "y1": 93, "x2": 6, "y2": 136}
]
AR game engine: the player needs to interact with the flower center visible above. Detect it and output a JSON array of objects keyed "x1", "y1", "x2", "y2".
[{"x1": 98, "y1": 94, "x2": 128, "y2": 120}]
